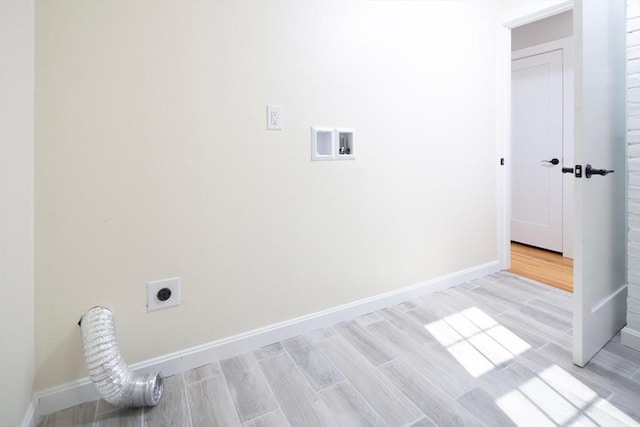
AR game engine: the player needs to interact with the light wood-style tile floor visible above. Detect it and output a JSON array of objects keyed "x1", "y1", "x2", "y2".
[{"x1": 39, "y1": 272, "x2": 640, "y2": 426}]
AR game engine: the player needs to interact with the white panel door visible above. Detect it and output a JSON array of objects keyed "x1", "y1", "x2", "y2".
[
  {"x1": 511, "y1": 50, "x2": 563, "y2": 252},
  {"x1": 573, "y1": 0, "x2": 627, "y2": 367}
]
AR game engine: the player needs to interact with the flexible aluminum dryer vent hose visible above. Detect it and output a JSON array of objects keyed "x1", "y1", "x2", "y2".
[{"x1": 78, "y1": 306, "x2": 163, "y2": 408}]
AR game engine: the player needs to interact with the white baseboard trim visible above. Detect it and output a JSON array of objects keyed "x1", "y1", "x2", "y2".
[
  {"x1": 20, "y1": 401, "x2": 36, "y2": 427},
  {"x1": 36, "y1": 260, "x2": 500, "y2": 416},
  {"x1": 621, "y1": 325, "x2": 640, "y2": 351}
]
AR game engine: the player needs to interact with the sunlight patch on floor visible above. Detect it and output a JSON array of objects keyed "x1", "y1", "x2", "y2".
[
  {"x1": 424, "y1": 307, "x2": 638, "y2": 426},
  {"x1": 424, "y1": 307, "x2": 531, "y2": 377},
  {"x1": 497, "y1": 365, "x2": 639, "y2": 427}
]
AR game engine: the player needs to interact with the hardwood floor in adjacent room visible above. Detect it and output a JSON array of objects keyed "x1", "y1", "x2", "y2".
[
  {"x1": 509, "y1": 242, "x2": 573, "y2": 293},
  {"x1": 39, "y1": 272, "x2": 639, "y2": 427}
]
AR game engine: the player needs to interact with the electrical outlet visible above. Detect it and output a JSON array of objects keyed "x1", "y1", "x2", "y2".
[
  {"x1": 147, "y1": 277, "x2": 180, "y2": 311},
  {"x1": 267, "y1": 105, "x2": 282, "y2": 130}
]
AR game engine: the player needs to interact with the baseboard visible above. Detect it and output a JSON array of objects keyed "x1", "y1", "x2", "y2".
[
  {"x1": 20, "y1": 401, "x2": 36, "y2": 427},
  {"x1": 37, "y1": 260, "x2": 500, "y2": 415},
  {"x1": 621, "y1": 325, "x2": 640, "y2": 351}
]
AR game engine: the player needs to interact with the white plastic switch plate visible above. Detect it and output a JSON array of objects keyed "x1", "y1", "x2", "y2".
[
  {"x1": 311, "y1": 127, "x2": 335, "y2": 160},
  {"x1": 147, "y1": 277, "x2": 180, "y2": 312},
  {"x1": 267, "y1": 105, "x2": 283, "y2": 130}
]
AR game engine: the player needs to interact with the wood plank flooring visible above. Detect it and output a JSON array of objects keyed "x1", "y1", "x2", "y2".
[
  {"x1": 509, "y1": 242, "x2": 574, "y2": 293},
  {"x1": 39, "y1": 272, "x2": 640, "y2": 427}
]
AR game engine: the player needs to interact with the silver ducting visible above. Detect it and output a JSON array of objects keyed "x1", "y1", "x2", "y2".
[{"x1": 78, "y1": 306, "x2": 163, "y2": 408}]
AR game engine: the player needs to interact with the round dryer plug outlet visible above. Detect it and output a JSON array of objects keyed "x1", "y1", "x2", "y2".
[{"x1": 157, "y1": 287, "x2": 172, "y2": 302}]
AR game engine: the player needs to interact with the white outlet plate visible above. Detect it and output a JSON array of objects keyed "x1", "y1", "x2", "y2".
[
  {"x1": 147, "y1": 277, "x2": 180, "y2": 312},
  {"x1": 267, "y1": 105, "x2": 282, "y2": 130}
]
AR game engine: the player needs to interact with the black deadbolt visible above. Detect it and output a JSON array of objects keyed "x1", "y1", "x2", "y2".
[{"x1": 157, "y1": 287, "x2": 172, "y2": 301}]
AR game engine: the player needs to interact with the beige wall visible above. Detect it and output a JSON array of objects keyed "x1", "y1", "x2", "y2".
[
  {"x1": 34, "y1": 1, "x2": 503, "y2": 391},
  {"x1": 0, "y1": 0, "x2": 35, "y2": 424}
]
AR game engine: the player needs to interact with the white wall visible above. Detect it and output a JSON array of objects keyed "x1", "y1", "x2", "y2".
[
  {"x1": 511, "y1": 10, "x2": 573, "y2": 51},
  {"x1": 0, "y1": 1, "x2": 35, "y2": 425},
  {"x1": 624, "y1": 0, "x2": 640, "y2": 351},
  {"x1": 34, "y1": 1, "x2": 504, "y2": 391}
]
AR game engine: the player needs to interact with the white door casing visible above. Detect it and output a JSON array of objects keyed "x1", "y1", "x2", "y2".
[
  {"x1": 511, "y1": 49, "x2": 564, "y2": 253},
  {"x1": 573, "y1": 0, "x2": 627, "y2": 367}
]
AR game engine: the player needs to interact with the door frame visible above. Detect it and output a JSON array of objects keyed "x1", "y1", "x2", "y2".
[
  {"x1": 496, "y1": 0, "x2": 574, "y2": 271},
  {"x1": 511, "y1": 37, "x2": 574, "y2": 258}
]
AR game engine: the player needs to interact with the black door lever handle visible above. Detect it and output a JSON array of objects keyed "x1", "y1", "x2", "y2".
[
  {"x1": 541, "y1": 158, "x2": 560, "y2": 165},
  {"x1": 562, "y1": 167, "x2": 574, "y2": 174},
  {"x1": 585, "y1": 164, "x2": 614, "y2": 179}
]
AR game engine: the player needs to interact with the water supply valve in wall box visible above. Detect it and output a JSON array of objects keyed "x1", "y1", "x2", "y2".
[
  {"x1": 336, "y1": 129, "x2": 355, "y2": 160},
  {"x1": 311, "y1": 127, "x2": 355, "y2": 161}
]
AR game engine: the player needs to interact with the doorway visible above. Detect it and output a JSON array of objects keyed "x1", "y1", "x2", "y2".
[
  {"x1": 508, "y1": 11, "x2": 574, "y2": 289},
  {"x1": 500, "y1": 0, "x2": 628, "y2": 366}
]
